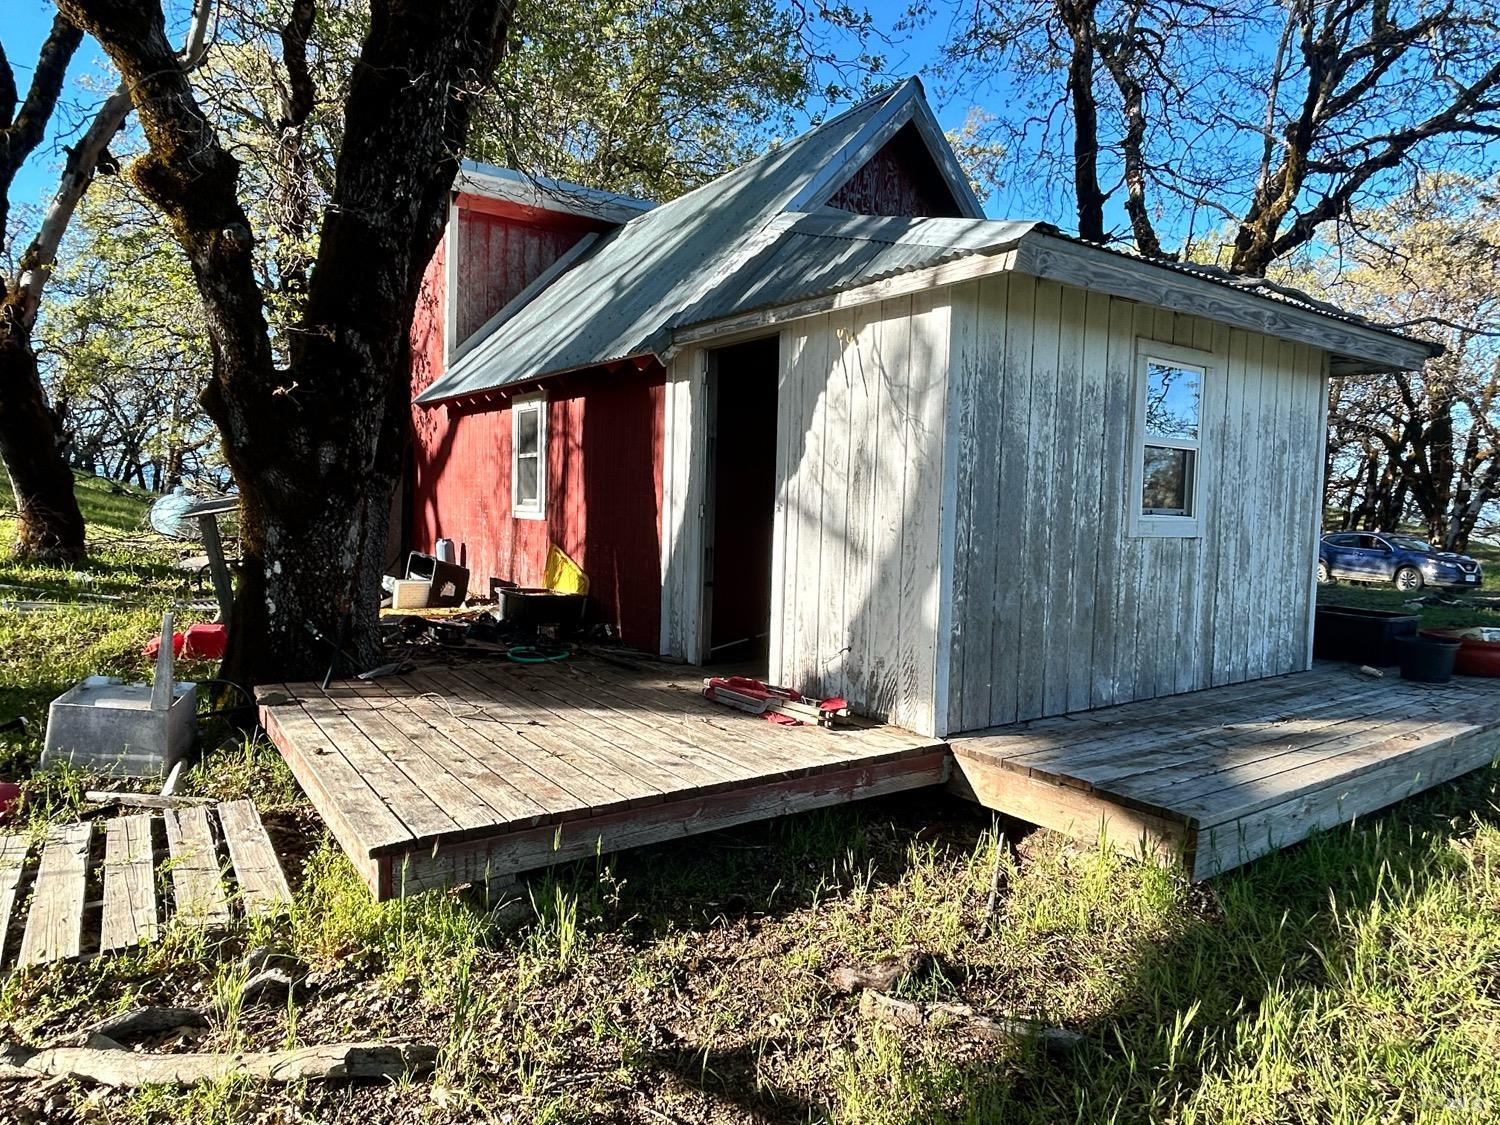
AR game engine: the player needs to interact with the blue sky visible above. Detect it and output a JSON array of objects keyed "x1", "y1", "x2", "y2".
[
  {"x1": 6, "y1": 1, "x2": 116, "y2": 212},
  {"x1": 5, "y1": 0, "x2": 998, "y2": 219}
]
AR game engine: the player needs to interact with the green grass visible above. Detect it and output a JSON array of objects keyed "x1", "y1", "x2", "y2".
[
  {"x1": 0, "y1": 469, "x2": 159, "y2": 535},
  {"x1": 3, "y1": 492, "x2": 1500, "y2": 1122}
]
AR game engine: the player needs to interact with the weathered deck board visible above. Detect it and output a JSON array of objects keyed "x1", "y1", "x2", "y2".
[
  {"x1": 0, "y1": 835, "x2": 28, "y2": 966},
  {"x1": 260, "y1": 656, "x2": 1500, "y2": 895},
  {"x1": 217, "y1": 801, "x2": 293, "y2": 918},
  {"x1": 951, "y1": 664, "x2": 1500, "y2": 878},
  {"x1": 163, "y1": 807, "x2": 230, "y2": 927},
  {"x1": 100, "y1": 814, "x2": 158, "y2": 952},
  {"x1": 258, "y1": 655, "x2": 950, "y2": 899},
  {"x1": 19, "y1": 822, "x2": 91, "y2": 967}
]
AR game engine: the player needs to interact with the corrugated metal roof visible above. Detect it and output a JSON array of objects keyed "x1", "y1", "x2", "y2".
[
  {"x1": 416, "y1": 81, "x2": 928, "y2": 404},
  {"x1": 674, "y1": 213, "x2": 1041, "y2": 326}
]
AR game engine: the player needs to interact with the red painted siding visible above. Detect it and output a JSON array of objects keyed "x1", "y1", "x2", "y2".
[
  {"x1": 408, "y1": 200, "x2": 665, "y2": 650},
  {"x1": 453, "y1": 195, "x2": 603, "y2": 345},
  {"x1": 828, "y1": 122, "x2": 963, "y2": 217}
]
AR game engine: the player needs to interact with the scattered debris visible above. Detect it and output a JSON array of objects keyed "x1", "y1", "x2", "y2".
[
  {"x1": 828, "y1": 950, "x2": 929, "y2": 994},
  {"x1": 356, "y1": 660, "x2": 415, "y2": 681},
  {"x1": 703, "y1": 676, "x2": 851, "y2": 728},
  {"x1": 0, "y1": 1040, "x2": 439, "y2": 1087},
  {"x1": 83, "y1": 791, "x2": 214, "y2": 810},
  {"x1": 858, "y1": 991, "x2": 1082, "y2": 1051},
  {"x1": 86, "y1": 1007, "x2": 209, "y2": 1044},
  {"x1": 238, "y1": 947, "x2": 311, "y2": 1006}
]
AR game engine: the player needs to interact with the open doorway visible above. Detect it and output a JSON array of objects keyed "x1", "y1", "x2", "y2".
[{"x1": 702, "y1": 336, "x2": 780, "y2": 666}]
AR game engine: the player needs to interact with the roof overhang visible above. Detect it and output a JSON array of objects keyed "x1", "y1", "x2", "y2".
[
  {"x1": 671, "y1": 228, "x2": 1439, "y2": 374},
  {"x1": 456, "y1": 161, "x2": 655, "y2": 226}
]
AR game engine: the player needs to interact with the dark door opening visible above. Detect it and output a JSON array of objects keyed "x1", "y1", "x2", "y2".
[{"x1": 703, "y1": 336, "x2": 780, "y2": 665}]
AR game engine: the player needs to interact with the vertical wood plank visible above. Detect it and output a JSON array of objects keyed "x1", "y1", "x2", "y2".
[
  {"x1": 793, "y1": 316, "x2": 830, "y2": 695},
  {"x1": 898, "y1": 288, "x2": 949, "y2": 734},
  {"x1": 821, "y1": 309, "x2": 855, "y2": 700},
  {"x1": 164, "y1": 807, "x2": 230, "y2": 928},
  {"x1": 960, "y1": 274, "x2": 1009, "y2": 732},
  {"x1": 843, "y1": 302, "x2": 880, "y2": 712},
  {"x1": 218, "y1": 801, "x2": 293, "y2": 918},
  {"x1": 1018, "y1": 279, "x2": 1062, "y2": 721},
  {"x1": 1069, "y1": 288, "x2": 1111, "y2": 713},
  {"x1": 866, "y1": 299, "x2": 912, "y2": 719},
  {"x1": 1092, "y1": 294, "x2": 1136, "y2": 708},
  {"x1": 0, "y1": 835, "x2": 29, "y2": 967},
  {"x1": 101, "y1": 813, "x2": 159, "y2": 952},
  {"x1": 1041, "y1": 284, "x2": 1084, "y2": 718},
  {"x1": 943, "y1": 282, "x2": 980, "y2": 733},
  {"x1": 989, "y1": 273, "x2": 1035, "y2": 725},
  {"x1": 19, "y1": 822, "x2": 91, "y2": 967},
  {"x1": 1200, "y1": 318, "x2": 1234, "y2": 686}
]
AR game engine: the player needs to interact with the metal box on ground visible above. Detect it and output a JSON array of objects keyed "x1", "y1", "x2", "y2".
[
  {"x1": 40, "y1": 612, "x2": 197, "y2": 777},
  {"x1": 41, "y1": 676, "x2": 197, "y2": 776}
]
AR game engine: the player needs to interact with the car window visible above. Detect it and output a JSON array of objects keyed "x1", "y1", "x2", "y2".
[
  {"x1": 1324, "y1": 534, "x2": 1354, "y2": 547},
  {"x1": 1359, "y1": 535, "x2": 1390, "y2": 550},
  {"x1": 1385, "y1": 534, "x2": 1432, "y2": 552}
]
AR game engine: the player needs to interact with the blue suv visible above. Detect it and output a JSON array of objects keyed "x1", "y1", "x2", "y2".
[{"x1": 1318, "y1": 531, "x2": 1484, "y2": 592}]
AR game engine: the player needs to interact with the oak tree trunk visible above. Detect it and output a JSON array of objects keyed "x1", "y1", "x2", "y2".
[
  {"x1": 0, "y1": 313, "x2": 85, "y2": 562},
  {"x1": 59, "y1": 0, "x2": 512, "y2": 687}
]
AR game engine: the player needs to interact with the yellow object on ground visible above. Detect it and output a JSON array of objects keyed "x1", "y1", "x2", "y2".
[{"x1": 544, "y1": 545, "x2": 589, "y2": 595}]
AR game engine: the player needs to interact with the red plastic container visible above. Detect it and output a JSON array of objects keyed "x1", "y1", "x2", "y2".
[
  {"x1": 1420, "y1": 628, "x2": 1500, "y2": 677},
  {"x1": 183, "y1": 623, "x2": 227, "y2": 660}
]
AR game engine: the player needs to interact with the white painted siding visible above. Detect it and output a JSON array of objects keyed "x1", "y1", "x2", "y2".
[
  {"x1": 944, "y1": 275, "x2": 1328, "y2": 734},
  {"x1": 770, "y1": 293, "x2": 952, "y2": 735},
  {"x1": 659, "y1": 346, "x2": 707, "y2": 662}
]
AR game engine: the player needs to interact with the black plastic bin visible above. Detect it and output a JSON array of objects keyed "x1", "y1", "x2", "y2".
[
  {"x1": 1392, "y1": 634, "x2": 1460, "y2": 683},
  {"x1": 498, "y1": 587, "x2": 588, "y2": 629},
  {"x1": 405, "y1": 551, "x2": 470, "y2": 607},
  {"x1": 1313, "y1": 606, "x2": 1419, "y2": 666}
]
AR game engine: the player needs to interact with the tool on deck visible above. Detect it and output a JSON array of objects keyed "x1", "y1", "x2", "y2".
[{"x1": 702, "y1": 676, "x2": 851, "y2": 728}]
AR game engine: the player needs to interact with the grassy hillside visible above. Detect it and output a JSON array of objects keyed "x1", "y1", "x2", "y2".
[
  {"x1": 0, "y1": 470, "x2": 158, "y2": 535},
  {"x1": 0, "y1": 475, "x2": 204, "y2": 776}
]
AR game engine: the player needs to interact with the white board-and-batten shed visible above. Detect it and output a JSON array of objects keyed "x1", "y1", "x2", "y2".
[
  {"x1": 407, "y1": 78, "x2": 1433, "y2": 740},
  {"x1": 658, "y1": 229, "x2": 1436, "y2": 738}
]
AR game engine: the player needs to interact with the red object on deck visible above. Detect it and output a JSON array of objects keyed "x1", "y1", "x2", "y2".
[
  {"x1": 702, "y1": 676, "x2": 851, "y2": 726},
  {"x1": 0, "y1": 782, "x2": 20, "y2": 819}
]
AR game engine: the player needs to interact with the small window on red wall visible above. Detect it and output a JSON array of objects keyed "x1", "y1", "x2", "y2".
[{"x1": 512, "y1": 392, "x2": 546, "y2": 519}]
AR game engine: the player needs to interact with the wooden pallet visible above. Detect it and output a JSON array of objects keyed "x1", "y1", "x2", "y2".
[{"x1": 0, "y1": 800, "x2": 292, "y2": 970}]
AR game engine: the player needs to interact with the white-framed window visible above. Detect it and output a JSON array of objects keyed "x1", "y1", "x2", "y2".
[
  {"x1": 1130, "y1": 341, "x2": 1212, "y2": 538},
  {"x1": 511, "y1": 392, "x2": 546, "y2": 520}
]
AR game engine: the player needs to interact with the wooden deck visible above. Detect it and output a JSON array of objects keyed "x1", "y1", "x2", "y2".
[
  {"x1": 950, "y1": 663, "x2": 1500, "y2": 878},
  {"x1": 259, "y1": 657, "x2": 1500, "y2": 897},
  {"x1": 256, "y1": 656, "x2": 949, "y2": 899},
  {"x1": 0, "y1": 801, "x2": 291, "y2": 971}
]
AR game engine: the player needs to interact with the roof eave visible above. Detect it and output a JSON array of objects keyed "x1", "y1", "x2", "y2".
[
  {"x1": 1011, "y1": 233, "x2": 1437, "y2": 373},
  {"x1": 456, "y1": 161, "x2": 655, "y2": 225},
  {"x1": 669, "y1": 229, "x2": 1436, "y2": 373}
]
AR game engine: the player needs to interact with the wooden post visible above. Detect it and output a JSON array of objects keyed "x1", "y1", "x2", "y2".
[{"x1": 196, "y1": 513, "x2": 233, "y2": 623}]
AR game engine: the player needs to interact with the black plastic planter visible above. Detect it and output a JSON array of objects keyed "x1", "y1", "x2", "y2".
[
  {"x1": 1392, "y1": 634, "x2": 1461, "y2": 684},
  {"x1": 1313, "y1": 606, "x2": 1419, "y2": 666}
]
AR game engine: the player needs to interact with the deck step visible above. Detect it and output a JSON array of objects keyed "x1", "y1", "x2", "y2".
[{"x1": 2, "y1": 801, "x2": 291, "y2": 971}]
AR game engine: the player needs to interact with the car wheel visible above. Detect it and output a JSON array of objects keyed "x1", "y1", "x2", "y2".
[
  {"x1": 1395, "y1": 565, "x2": 1424, "y2": 592},
  {"x1": 1317, "y1": 560, "x2": 1333, "y2": 585}
]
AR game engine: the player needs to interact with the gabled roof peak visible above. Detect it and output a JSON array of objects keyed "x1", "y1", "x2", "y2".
[{"x1": 417, "y1": 78, "x2": 982, "y2": 404}]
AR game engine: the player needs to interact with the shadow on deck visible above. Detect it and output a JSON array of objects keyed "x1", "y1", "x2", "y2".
[{"x1": 256, "y1": 657, "x2": 1500, "y2": 897}]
